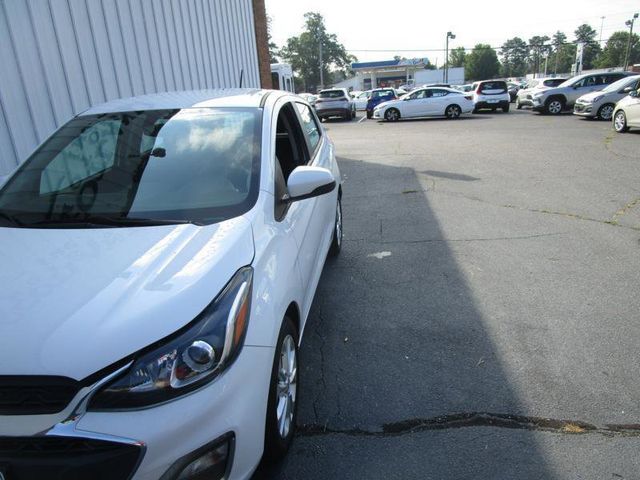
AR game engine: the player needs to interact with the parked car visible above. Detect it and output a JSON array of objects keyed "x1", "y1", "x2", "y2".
[
  {"x1": 574, "y1": 75, "x2": 640, "y2": 120},
  {"x1": 455, "y1": 84, "x2": 474, "y2": 92},
  {"x1": 472, "y1": 80, "x2": 511, "y2": 113},
  {"x1": 531, "y1": 72, "x2": 634, "y2": 114},
  {"x1": 507, "y1": 82, "x2": 520, "y2": 102},
  {"x1": 0, "y1": 89, "x2": 342, "y2": 480},
  {"x1": 353, "y1": 90, "x2": 372, "y2": 110},
  {"x1": 613, "y1": 88, "x2": 640, "y2": 133},
  {"x1": 315, "y1": 88, "x2": 356, "y2": 121},
  {"x1": 298, "y1": 92, "x2": 318, "y2": 107},
  {"x1": 373, "y1": 87, "x2": 474, "y2": 121},
  {"x1": 516, "y1": 77, "x2": 568, "y2": 109},
  {"x1": 366, "y1": 88, "x2": 398, "y2": 119}
]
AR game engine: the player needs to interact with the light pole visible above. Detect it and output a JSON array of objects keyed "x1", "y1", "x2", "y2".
[
  {"x1": 319, "y1": 38, "x2": 324, "y2": 90},
  {"x1": 623, "y1": 13, "x2": 639, "y2": 71},
  {"x1": 599, "y1": 16, "x2": 605, "y2": 45},
  {"x1": 444, "y1": 31, "x2": 456, "y2": 83}
]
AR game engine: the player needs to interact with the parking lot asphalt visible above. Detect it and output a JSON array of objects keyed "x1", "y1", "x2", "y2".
[{"x1": 255, "y1": 109, "x2": 640, "y2": 479}]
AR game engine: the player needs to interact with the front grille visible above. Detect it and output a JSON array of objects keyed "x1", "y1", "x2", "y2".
[
  {"x1": 0, "y1": 376, "x2": 81, "y2": 415},
  {"x1": 0, "y1": 436, "x2": 143, "y2": 480}
]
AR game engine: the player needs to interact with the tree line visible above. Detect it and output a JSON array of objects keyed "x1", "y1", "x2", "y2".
[{"x1": 270, "y1": 13, "x2": 640, "y2": 89}]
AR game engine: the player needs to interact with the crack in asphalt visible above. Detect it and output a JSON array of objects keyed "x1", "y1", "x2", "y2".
[
  {"x1": 611, "y1": 197, "x2": 640, "y2": 225},
  {"x1": 297, "y1": 412, "x2": 640, "y2": 438}
]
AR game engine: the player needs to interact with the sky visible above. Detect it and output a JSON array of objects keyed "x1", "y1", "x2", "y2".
[{"x1": 265, "y1": 0, "x2": 640, "y2": 67}]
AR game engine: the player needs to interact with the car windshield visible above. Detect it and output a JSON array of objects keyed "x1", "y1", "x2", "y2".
[
  {"x1": 0, "y1": 108, "x2": 262, "y2": 228},
  {"x1": 602, "y1": 76, "x2": 636, "y2": 93},
  {"x1": 319, "y1": 90, "x2": 345, "y2": 99}
]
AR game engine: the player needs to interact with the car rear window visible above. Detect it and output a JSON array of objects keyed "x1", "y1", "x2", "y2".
[
  {"x1": 319, "y1": 90, "x2": 346, "y2": 99},
  {"x1": 479, "y1": 81, "x2": 507, "y2": 92},
  {"x1": 371, "y1": 90, "x2": 394, "y2": 99}
]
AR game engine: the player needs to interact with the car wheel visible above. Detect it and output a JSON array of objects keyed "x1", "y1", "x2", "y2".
[
  {"x1": 264, "y1": 316, "x2": 299, "y2": 463},
  {"x1": 516, "y1": 99, "x2": 522, "y2": 109},
  {"x1": 472, "y1": 107, "x2": 479, "y2": 114},
  {"x1": 545, "y1": 97, "x2": 564, "y2": 115},
  {"x1": 445, "y1": 104, "x2": 462, "y2": 119},
  {"x1": 328, "y1": 195, "x2": 342, "y2": 257},
  {"x1": 366, "y1": 111, "x2": 372, "y2": 119},
  {"x1": 614, "y1": 110, "x2": 629, "y2": 133},
  {"x1": 384, "y1": 108, "x2": 400, "y2": 121},
  {"x1": 352, "y1": 108, "x2": 356, "y2": 119},
  {"x1": 597, "y1": 103, "x2": 615, "y2": 121},
  {"x1": 502, "y1": 105, "x2": 510, "y2": 113}
]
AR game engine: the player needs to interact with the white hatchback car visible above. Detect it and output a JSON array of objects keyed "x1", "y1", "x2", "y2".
[
  {"x1": 373, "y1": 87, "x2": 474, "y2": 121},
  {"x1": 0, "y1": 89, "x2": 342, "y2": 480},
  {"x1": 613, "y1": 88, "x2": 640, "y2": 133}
]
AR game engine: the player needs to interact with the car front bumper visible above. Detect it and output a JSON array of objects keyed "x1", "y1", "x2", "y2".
[
  {"x1": 0, "y1": 345, "x2": 274, "y2": 480},
  {"x1": 531, "y1": 97, "x2": 546, "y2": 110},
  {"x1": 573, "y1": 102, "x2": 596, "y2": 117}
]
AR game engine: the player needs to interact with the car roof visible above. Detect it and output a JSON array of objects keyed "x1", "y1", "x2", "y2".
[{"x1": 80, "y1": 88, "x2": 274, "y2": 115}]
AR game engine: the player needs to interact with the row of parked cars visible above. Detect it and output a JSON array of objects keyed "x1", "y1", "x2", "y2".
[{"x1": 302, "y1": 71, "x2": 640, "y2": 132}]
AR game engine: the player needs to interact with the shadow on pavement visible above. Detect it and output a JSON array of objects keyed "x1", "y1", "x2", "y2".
[{"x1": 254, "y1": 157, "x2": 553, "y2": 479}]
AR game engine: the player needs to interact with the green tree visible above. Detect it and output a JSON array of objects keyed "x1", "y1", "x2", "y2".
[
  {"x1": 548, "y1": 31, "x2": 575, "y2": 74},
  {"x1": 574, "y1": 23, "x2": 601, "y2": 69},
  {"x1": 500, "y1": 37, "x2": 528, "y2": 77},
  {"x1": 267, "y1": 15, "x2": 279, "y2": 63},
  {"x1": 279, "y1": 12, "x2": 355, "y2": 91},
  {"x1": 465, "y1": 44, "x2": 500, "y2": 81},
  {"x1": 448, "y1": 47, "x2": 466, "y2": 68},
  {"x1": 596, "y1": 31, "x2": 640, "y2": 68},
  {"x1": 528, "y1": 35, "x2": 551, "y2": 74}
]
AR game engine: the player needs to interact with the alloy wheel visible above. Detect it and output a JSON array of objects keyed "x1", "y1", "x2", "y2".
[
  {"x1": 385, "y1": 109, "x2": 399, "y2": 121},
  {"x1": 614, "y1": 111, "x2": 628, "y2": 132},
  {"x1": 276, "y1": 335, "x2": 297, "y2": 439},
  {"x1": 547, "y1": 100, "x2": 562, "y2": 114},
  {"x1": 446, "y1": 105, "x2": 461, "y2": 119},
  {"x1": 599, "y1": 104, "x2": 614, "y2": 121}
]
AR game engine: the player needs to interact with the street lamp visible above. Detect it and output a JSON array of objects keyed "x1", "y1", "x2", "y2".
[
  {"x1": 444, "y1": 31, "x2": 456, "y2": 83},
  {"x1": 624, "y1": 13, "x2": 639, "y2": 71}
]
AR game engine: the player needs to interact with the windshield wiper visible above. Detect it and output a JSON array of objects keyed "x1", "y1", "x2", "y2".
[
  {"x1": 28, "y1": 216, "x2": 201, "y2": 228},
  {"x1": 0, "y1": 211, "x2": 23, "y2": 227}
]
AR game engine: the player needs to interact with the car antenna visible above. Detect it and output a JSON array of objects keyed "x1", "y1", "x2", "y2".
[{"x1": 239, "y1": 69, "x2": 244, "y2": 88}]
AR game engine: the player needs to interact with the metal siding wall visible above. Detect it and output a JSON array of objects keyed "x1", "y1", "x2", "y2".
[{"x1": 0, "y1": 0, "x2": 260, "y2": 174}]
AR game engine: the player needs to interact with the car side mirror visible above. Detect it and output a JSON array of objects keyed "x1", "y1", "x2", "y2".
[
  {"x1": 622, "y1": 86, "x2": 633, "y2": 93},
  {"x1": 630, "y1": 90, "x2": 639, "y2": 98},
  {"x1": 285, "y1": 166, "x2": 336, "y2": 202}
]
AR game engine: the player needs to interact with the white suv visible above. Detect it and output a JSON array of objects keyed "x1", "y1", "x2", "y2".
[
  {"x1": 472, "y1": 80, "x2": 511, "y2": 113},
  {"x1": 315, "y1": 88, "x2": 356, "y2": 121}
]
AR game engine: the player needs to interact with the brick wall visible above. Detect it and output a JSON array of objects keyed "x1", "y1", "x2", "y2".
[{"x1": 252, "y1": 0, "x2": 272, "y2": 88}]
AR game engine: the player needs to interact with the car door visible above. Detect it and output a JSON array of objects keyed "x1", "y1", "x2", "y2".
[
  {"x1": 429, "y1": 89, "x2": 451, "y2": 115},
  {"x1": 403, "y1": 89, "x2": 431, "y2": 117},
  {"x1": 626, "y1": 88, "x2": 640, "y2": 127},
  {"x1": 272, "y1": 100, "x2": 332, "y2": 306}
]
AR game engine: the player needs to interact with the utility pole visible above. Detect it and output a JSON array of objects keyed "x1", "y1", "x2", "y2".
[
  {"x1": 599, "y1": 16, "x2": 605, "y2": 45},
  {"x1": 623, "y1": 13, "x2": 639, "y2": 71},
  {"x1": 444, "y1": 31, "x2": 455, "y2": 83},
  {"x1": 319, "y1": 38, "x2": 324, "y2": 90}
]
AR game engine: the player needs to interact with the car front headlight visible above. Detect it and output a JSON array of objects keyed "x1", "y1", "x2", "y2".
[
  {"x1": 89, "y1": 266, "x2": 253, "y2": 410},
  {"x1": 590, "y1": 95, "x2": 603, "y2": 103},
  {"x1": 533, "y1": 91, "x2": 546, "y2": 98}
]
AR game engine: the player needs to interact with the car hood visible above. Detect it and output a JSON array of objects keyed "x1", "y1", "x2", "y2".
[
  {"x1": 0, "y1": 217, "x2": 254, "y2": 380},
  {"x1": 578, "y1": 90, "x2": 607, "y2": 102}
]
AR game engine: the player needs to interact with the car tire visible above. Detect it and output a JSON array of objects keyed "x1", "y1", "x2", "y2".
[
  {"x1": 351, "y1": 108, "x2": 356, "y2": 119},
  {"x1": 328, "y1": 195, "x2": 342, "y2": 257},
  {"x1": 545, "y1": 97, "x2": 564, "y2": 115},
  {"x1": 516, "y1": 99, "x2": 522, "y2": 109},
  {"x1": 502, "y1": 105, "x2": 510, "y2": 113},
  {"x1": 445, "y1": 104, "x2": 462, "y2": 119},
  {"x1": 614, "y1": 110, "x2": 629, "y2": 133},
  {"x1": 597, "y1": 103, "x2": 615, "y2": 121},
  {"x1": 263, "y1": 316, "x2": 299, "y2": 464},
  {"x1": 384, "y1": 108, "x2": 400, "y2": 121},
  {"x1": 472, "y1": 107, "x2": 479, "y2": 114},
  {"x1": 366, "y1": 111, "x2": 372, "y2": 119}
]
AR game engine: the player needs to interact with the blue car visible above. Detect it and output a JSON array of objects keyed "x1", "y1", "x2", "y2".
[{"x1": 366, "y1": 88, "x2": 398, "y2": 119}]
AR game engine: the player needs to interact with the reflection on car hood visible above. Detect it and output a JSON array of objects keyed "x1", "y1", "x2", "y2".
[
  {"x1": 578, "y1": 90, "x2": 607, "y2": 101},
  {"x1": 0, "y1": 217, "x2": 254, "y2": 379}
]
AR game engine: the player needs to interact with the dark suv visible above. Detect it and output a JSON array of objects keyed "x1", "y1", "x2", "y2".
[{"x1": 366, "y1": 88, "x2": 398, "y2": 119}]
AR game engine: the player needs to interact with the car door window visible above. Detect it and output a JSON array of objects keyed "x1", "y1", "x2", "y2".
[
  {"x1": 431, "y1": 89, "x2": 449, "y2": 97},
  {"x1": 274, "y1": 102, "x2": 310, "y2": 220},
  {"x1": 572, "y1": 78, "x2": 586, "y2": 88},
  {"x1": 295, "y1": 103, "x2": 322, "y2": 157},
  {"x1": 585, "y1": 76, "x2": 598, "y2": 87}
]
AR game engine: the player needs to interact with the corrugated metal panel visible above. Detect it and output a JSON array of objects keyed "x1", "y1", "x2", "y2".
[{"x1": 0, "y1": 0, "x2": 260, "y2": 175}]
